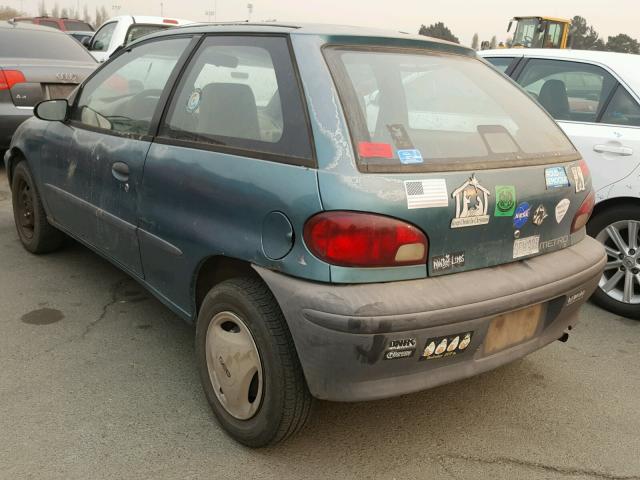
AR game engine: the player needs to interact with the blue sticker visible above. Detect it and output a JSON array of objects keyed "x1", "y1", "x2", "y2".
[
  {"x1": 186, "y1": 88, "x2": 202, "y2": 113},
  {"x1": 397, "y1": 149, "x2": 424, "y2": 164},
  {"x1": 513, "y1": 202, "x2": 531, "y2": 228},
  {"x1": 545, "y1": 167, "x2": 570, "y2": 189}
]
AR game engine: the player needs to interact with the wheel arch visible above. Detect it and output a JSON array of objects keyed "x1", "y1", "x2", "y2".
[
  {"x1": 192, "y1": 255, "x2": 263, "y2": 318},
  {"x1": 592, "y1": 196, "x2": 640, "y2": 220},
  {"x1": 4, "y1": 147, "x2": 26, "y2": 186}
]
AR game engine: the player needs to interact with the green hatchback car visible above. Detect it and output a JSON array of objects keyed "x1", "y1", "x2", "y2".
[{"x1": 5, "y1": 23, "x2": 605, "y2": 447}]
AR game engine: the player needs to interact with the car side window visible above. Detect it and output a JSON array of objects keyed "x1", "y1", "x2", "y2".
[
  {"x1": 160, "y1": 35, "x2": 313, "y2": 163},
  {"x1": 71, "y1": 37, "x2": 190, "y2": 137},
  {"x1": 601, "y1": 86, "x2": 640, "y2": 127},
  {"x1": 91, "y1": 22, "x2": 117, "y2": 52},
  {"x1": 517, "y1": 59, "x2": 617, "y2": 123},
  {"x1": 485, "y1": 57, "x2": 515, "y2": 74}
]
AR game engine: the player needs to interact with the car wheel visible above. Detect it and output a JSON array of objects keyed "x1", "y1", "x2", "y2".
[
  {"x1": 588, "y1": 205, "x2": 640, "y2": 319},
  {"x1": 11, "y1": 161, "x2": 64, "y2": 254},
  {"x1": 195, "y1": 277, "x2": 312, "y2": 447}
]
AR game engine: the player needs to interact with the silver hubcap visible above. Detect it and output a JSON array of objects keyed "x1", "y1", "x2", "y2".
[
  {"x1": 596, "y1": 220, "x2": 640, "y2": 304},
  {"x1": 205, "y1": 312, "x2": 263, "y2": 420}
]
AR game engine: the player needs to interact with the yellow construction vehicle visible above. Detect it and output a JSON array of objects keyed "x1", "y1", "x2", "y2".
[{"x1": 507, "y1": 16, "x2": 572, "y2": 49}]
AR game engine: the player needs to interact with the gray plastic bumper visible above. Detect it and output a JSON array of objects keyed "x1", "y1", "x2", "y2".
[{"x1": 254, "y1": 236, "x2": 605, "y2": 402}]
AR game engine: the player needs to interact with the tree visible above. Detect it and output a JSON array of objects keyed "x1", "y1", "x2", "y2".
[
  {"x1": 38, "y1": 0, "x2": 47, "y2": 16},
  {"x1": 60, "y1": 7, "x2": 68, "y2": 18},
  {"x1": 51, "y1": 2, "x2": 59, "y2": 17},
  {"x1": 82, "y1": 4, "x2": 90, "y2": 23},
  {"x1": 570, "y1": 15, "x2": 605, "y2": 50},
  {"x1": 418, "y1": 22, "x2": 460, "y2": 44},
  {"x1": 490, "y1": 36, "x2": 497, "y2": 49},
  {"x1": 471, "y1": 33, "x2": 479, "y2": 50},
  {"x1": 0, "y1": 5, "x2": 21, "y2": 19},
  {"x1": 606, "y1": 34, "x2": 640, "y2": 54}
]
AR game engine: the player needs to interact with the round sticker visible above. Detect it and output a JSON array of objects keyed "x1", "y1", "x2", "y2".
[
  {"x1": 513, "y1": 202, "x2": 531, "y2": 229},
  {"x1": 186, "y1": 89, "x2": 202, "y2": 113}
]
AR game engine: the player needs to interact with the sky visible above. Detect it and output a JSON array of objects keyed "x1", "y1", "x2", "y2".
[{"x1": 6, "y1": 0, "x2": 640, "y2": 46}]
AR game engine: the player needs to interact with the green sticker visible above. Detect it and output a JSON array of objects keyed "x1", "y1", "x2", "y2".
[{"x1": 494, "y1": 186, "x2": 516, "y2": 216}]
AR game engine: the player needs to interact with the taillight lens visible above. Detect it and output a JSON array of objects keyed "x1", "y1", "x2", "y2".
[
  {"x1": 163, "y1": 19, "x2": 178, "y2": 24},
  {"x1": 303, "y1": 211, "x2": 428, "y2": 268},
  {"x1": 0, "y1": 69, "x2": 26, "y2": 91},
  {"x1": 571, "y1": 190, "x2": 595, "y2": 233}
]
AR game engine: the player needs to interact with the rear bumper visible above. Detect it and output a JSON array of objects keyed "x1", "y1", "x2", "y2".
[
  {"x1": 254, "y1": 236, "x2": 606, "y2": 402},
  {"x1": 0, "y1": 104, "x2": 31, "y2": 149}
]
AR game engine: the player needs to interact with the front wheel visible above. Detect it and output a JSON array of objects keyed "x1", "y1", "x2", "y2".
[
  {"x1": 11, "y1": 161, "x2": 64, "y2": 254},
  {"x1": 195, "y1": 277, "x2": 312, "y2": 447},
  {"x1": 588, "y1": 205, "x2": 640, "y2": 319}
]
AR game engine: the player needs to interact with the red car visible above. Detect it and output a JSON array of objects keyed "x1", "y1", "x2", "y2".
[{"x1": 13, "y1": 16, "x2": 93, "y2": 32}]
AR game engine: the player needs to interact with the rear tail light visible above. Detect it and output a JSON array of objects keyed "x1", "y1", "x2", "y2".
[
  {"x1": 571, "y1": 190, "x2": 595, "y2": 233},
  {"x1": 303, "y1": 211, "x2": 428, "y2": 268},
  {"x1": 163, "y1": 19, "x2": 178, "y2": 24},
  {"x1": 578, "y1": 158, "x2": 590, "y2": 179},
  {"x1": 0, "y1": 69, "x2": 26, "y2": 91}
]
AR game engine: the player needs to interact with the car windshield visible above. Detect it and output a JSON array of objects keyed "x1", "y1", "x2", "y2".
[
  {"x1": 325, "y1": 47, "x2": 577, "y2": 172},
  {"x1": 0, "y1": 28, "x2": 95, "y2": 62}
]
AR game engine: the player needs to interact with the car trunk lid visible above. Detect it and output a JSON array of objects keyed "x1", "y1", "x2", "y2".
[{"x1": 0, "y1": 59, "x2": 95, "y2": 107}]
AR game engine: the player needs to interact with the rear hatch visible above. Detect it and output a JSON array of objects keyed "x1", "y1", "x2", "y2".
[{"x1": 319, "y1": 45, "x2": 589, "y2": 278}]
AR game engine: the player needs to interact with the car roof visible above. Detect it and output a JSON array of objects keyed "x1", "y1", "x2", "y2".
[
  {"x1": 0, "y1": 19, "x2": 67, "y2": 32},
  {"x1": 479, "y1": 48, "x2": 640, "y2": 96},
  {"x1": 132, "y1": 22, "x2": 474, "y2": 56}
]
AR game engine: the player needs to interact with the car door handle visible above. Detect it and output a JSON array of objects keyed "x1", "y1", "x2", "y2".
[
  {"x1": 111, "y1": 162, "x2": 130, "y2": 182},
  {"x1": 594, "y1": 144, "x2": 633, "y2": 156}
]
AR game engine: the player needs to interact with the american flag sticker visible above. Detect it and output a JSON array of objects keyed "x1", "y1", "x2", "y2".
[{"x1": 404, "y1": 179, "x2": 449, "y2": 209}]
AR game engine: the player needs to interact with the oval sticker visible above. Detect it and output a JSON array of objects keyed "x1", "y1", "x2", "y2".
[{"x1": 555, "y1": 199, "x2": 570, "y2": 223}]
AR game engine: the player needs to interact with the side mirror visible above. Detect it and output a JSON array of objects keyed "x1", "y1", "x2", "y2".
[
  {"x1": 81, "y1": 37, "x2": 91, "y2": 47},
  {"x1": 34, "y1": 99, "x2": 69, "y2": 122}
]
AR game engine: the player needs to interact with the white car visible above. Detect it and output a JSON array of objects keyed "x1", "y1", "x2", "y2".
[
  {"x1": 480, "y1": 48, "x2": 640, "y2": 318},
  {"x1": 87, "y1": 15, "x2": 193, "y2": 62}
]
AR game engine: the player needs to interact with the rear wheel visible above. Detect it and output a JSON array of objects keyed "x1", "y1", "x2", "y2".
[
  {"x1": 588, "y1": 205, "x2": 640, "y2": 319},
  {"x1": 195, "y1": 277, "x2": 312, "y2": 447},
  {"x1": 11, "y1": 161, "x2": 64, "y2": 254}
]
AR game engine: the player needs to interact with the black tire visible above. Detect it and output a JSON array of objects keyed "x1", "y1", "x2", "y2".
[
  {"x1": 587, "y1": 205, "x2": 640, "y2": 319},
  {"x1": 11, "y1": 160, "x2": 64, "y2": 254},
  {"x1": 196, "y1": 277, "x2": 312, "y2": 447}
]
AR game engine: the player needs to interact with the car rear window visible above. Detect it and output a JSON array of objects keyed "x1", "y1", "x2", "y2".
[
  {"x1": 63, "y1": 20, "x2": 94, "y2": 31},
  {"x1": 0, "y1": 28, "x2": 95, "y2": 62},
  {"x1": 125, "y1": 24, "x2": 168, "y2": 45},
  {"x1": 324, "y1": 47, "x2": 578, "y2": 172}
]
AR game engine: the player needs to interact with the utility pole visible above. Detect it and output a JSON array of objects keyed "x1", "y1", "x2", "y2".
[{"x1": 160, "y1": 2, "x2": 163, "y2": 16}]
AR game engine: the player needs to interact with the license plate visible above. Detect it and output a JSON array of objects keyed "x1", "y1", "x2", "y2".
[
  {"x1": 483, "y1": 303, "x2": 543, "y2": 355},
  {"x1": 513, "y1": 235, "x2": 540, "y2": 259}
]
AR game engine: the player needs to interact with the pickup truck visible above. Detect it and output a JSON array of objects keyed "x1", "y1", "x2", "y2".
[{"x1": 87, "y1": 15, "x2": 193, "y2": 62}]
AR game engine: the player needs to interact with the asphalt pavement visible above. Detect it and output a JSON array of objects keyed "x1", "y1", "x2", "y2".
[{"x1": 1, "y1": 165, "x2": 639, "y2": 480}]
